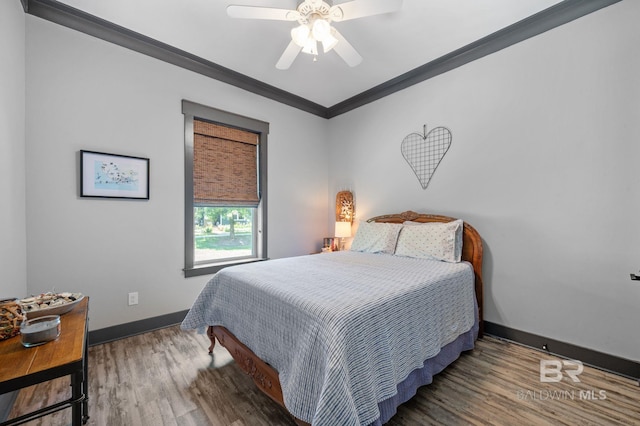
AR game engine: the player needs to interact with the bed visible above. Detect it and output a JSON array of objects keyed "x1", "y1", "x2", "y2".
[{"x1": 181, "y1": 211, "x2": 483, "y2": 425}]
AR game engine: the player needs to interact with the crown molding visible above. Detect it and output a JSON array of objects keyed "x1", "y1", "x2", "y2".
[
  {"x1": 326, "y1": 0, "x2": 621, "y2": 118},
  {"x1": 22, "y1": 0, "x2": 328, "y2": 118},
  {"x1": 22, "y1": 0, "x2": 620, "y2": 119}
]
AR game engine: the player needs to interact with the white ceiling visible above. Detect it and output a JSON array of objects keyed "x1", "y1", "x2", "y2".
[{"x1": 55, "y1": 0, "x2": 563, "y2": 107}]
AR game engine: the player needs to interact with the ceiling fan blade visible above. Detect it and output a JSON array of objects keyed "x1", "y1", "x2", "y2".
[
  {"x1": 227, "y1": 5, "x2": 300, "y2": 21},
  {"x1": 276, "y1": 40, "x2": 302, "y2": 70},
  {"x1": 331, "y1": 28, "x2": 362, "y2": 67},
  {"x1": 330, "y1": 0, "x2": 402, "y2": 22}
]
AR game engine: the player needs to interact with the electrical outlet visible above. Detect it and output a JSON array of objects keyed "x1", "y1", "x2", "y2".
[{"x1": 128, "y1": 292, "x2": 139, "y2": 306}]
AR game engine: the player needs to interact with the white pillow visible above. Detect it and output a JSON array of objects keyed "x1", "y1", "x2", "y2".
[
  {"x1": 349, "y1": 222, "x2": 403, "y2": 254},
  {"x1": 395, "y1": 219, "x2": 463, "y2": 262}
]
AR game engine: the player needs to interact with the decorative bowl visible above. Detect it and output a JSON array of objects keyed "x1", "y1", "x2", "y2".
[{"x1": 20, "y1": 293, "x2": 84, "y2": 319}]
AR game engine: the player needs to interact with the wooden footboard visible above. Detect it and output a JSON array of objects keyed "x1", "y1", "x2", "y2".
[{"x1": 208, "y1": 325, "x2": 311, "y2": 426}]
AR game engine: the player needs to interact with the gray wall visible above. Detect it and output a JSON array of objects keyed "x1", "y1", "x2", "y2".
[
  {"x1": 328, "y1": 0, "x2": 640, "y2": 362},
  {"x1": 24, "y1": 17, "x2": 330, "y2": 331},
  {"x1": 3, "y1": 0, "x2": 639, "y2": 365},
  {"x1": 0, "y1": 0, "x2": 27, "y2": 299},
  {"x1": 0, "y1": 0, "x2": 26, "y2": 418}
]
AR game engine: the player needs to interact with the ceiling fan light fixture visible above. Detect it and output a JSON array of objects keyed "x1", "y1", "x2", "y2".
[
  {"x1": 293, "y1": 18, "x2": 338, "y2": 56},
  {"x1": 321, "y1": 33, "x2": 338, "y2": 53},
  {"x1": 228, "y1": 0, "x2": 403, "y2": 68},
  {"x1": 291, "y1": 24, "x2": 311, "y2": 47},
  {"x1": 311, "y1": 18, "x2": 338, "y2": 52},
  {"x1": 311, "y1": 18, "x2": 331, "y2": 41}
]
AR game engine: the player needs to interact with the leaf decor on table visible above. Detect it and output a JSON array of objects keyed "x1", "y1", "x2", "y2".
[{"x1": 401, "y1": 124, "x2": 452, "y2": 189}]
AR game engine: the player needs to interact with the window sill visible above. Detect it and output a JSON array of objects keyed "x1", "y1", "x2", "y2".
[{"x1": 184, "y1": 257, "x2": 268, "y2": 278}]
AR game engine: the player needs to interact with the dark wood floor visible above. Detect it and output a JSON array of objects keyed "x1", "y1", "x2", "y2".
[{"x1": 9, "y1": 325, "x2": 640, "y2": 425}]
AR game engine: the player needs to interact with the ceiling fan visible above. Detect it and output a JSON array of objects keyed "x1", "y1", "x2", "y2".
[{"x1": 227, "y1": 0, "x2": 403, "y2": 69}]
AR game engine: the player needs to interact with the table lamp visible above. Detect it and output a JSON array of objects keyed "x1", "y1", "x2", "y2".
[{"x1": 334, "y1": 221, "x2": 351, "y2": 251}]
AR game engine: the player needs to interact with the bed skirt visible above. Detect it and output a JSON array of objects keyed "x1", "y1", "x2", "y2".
[{"x1": 374, "y1": 317, "x2": 479, "y2": 425}]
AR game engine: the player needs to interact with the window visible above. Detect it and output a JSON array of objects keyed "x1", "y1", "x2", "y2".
[{"x1": 182, "y1": 100, "x2": 268, "y2": 277}]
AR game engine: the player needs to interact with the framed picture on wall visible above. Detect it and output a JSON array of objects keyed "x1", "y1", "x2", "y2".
[{"x1": 80, "y1": 150, "x2": 150, "y2": 199}]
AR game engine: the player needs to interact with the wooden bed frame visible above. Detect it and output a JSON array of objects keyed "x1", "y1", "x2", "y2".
[{"x1": 207, "y1": 211, "x2": 483, "y2": 426}]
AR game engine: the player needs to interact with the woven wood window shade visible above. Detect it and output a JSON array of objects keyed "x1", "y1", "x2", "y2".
[{"x1": 193, "y1": 120, "x2": 259, "y2": 206}]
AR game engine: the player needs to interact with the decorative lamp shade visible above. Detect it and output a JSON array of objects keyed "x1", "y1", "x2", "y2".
[
  {"x1": 321, "y1": 34, "x2": 338, "y2": 53},
  {"x1": 335, "y1": 221, "x2": 351, "y2": 238},
  {"x1": 335, "y1": 191, "x2": 354, "y2": 222},
  {"x1": 291, "y1": 24, "x2": 310, "y2": 47},
  {"x1": 312, "y1": 19, "x2": 331, "y2": 41}
]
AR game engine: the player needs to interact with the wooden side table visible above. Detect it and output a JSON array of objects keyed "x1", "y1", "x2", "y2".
[{"x1": 0, "y1": 297, "x2": 89, "y2": 425}]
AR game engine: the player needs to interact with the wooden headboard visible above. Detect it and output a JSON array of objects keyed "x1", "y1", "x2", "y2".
[{"x1": 368, "y1": 210, "x2": 484, "y2": 336}]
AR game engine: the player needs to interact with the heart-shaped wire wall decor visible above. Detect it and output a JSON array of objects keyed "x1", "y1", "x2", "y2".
[{"x1": 401, "y1": 125, "x2": 452, "y2": 189}]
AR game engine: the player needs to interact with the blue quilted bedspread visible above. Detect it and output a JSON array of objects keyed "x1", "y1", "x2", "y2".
[{"x1": 181, "y1": 251, "x2": 476, "y2": 425}]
